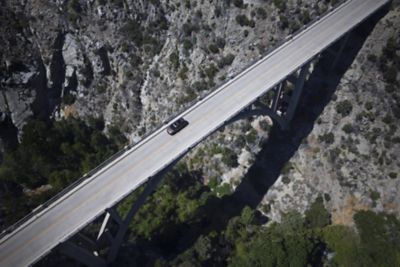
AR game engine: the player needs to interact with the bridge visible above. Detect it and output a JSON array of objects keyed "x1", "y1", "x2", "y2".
[{"x1": 0, "y1": 0, "x2": 390, "y2": 266}]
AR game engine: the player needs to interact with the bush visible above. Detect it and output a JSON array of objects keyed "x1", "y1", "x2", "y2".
[
  {"x1": 233, "y1": 0, "x2": 243, "y2": 8},
  {"x1": 208, "y1": 43, "x2": 219, "y2": 54},
  {"x1": 281, "y1": 176, "x2": 290, "y2": 184},
  {"x1": 221, "y1": 148, "x2": 239, "y2": 168},
  {"x1": 342, "y1": 123, "x2": 353, "y2": 134},
  {"x1": 305, "y1": 196, "x2": 330, "y2": 228},
  {"x1": 384, "y1": 65, "x2": 397, "y2": 84},
  {"x1": 336, "y1": 100, "x2": 353, "y2": 117},
  {"x1": 235, "y1": 14, "x2": 255, "y2": 27},
  {"x1": 300, "y1": 10, "x2": 310, "y2": 24},
  {"x1": 204, "y1": 63, "x2": 219, "y2": 80},
  {"x1": 256, "y1": 7, "x2": 267, "y2": 20},
  {"x1": 169, "y1": 52, "x2": 180, "y2": 70},
  {"x1": 218, "y1": 53, "x2": 235, "y2": 68},
  {"x1": 120, "y1": 20, "x2": 143, "y2": 46},
  {"x1": 279, "y1": 15, "x2": 289, "y2": 29},
  {"x1": 182, "y1": 39, "x2": 193, "y2": 50},
  {"x1": 182, "y1": 22, "x2": 199, "y2": 37},
  {"x1": 318, "y1": 132, "x2": 335, "y2": 144},
  {"x1": 273, "y1": 0, "x2": 286, "y2": 12},
  {"x1": 216, "y1": 37, "x2": 226, "y2": 49},
  {"x1": 364, "y1": 101, "x2": 373, "y2": 111}
]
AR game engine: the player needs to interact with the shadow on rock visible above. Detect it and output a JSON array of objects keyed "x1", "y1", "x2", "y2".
[{"x1": 117, "y1": 6, "x2": 389, "y2": 264}]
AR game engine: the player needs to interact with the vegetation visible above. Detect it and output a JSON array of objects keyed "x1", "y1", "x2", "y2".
[
  {"x1": 235, "y1": 15, "x2": 255, "y2": 28},
  {"x1": 273, "y1": 0, "x2": 287, "y2": 12},
  {"x1": 336, "y1": 100, "x2": 353, "y2": 117},
  {"x1": 318, "y1": 132, "x2": 335, "y2": 145},
  {"x1": 218, "y1": 53, "x2": 235, "y2": 68},
  {"x1": 342, "y1": 123, "x2": 354, "y2": 134},
  {"x1": 0, "y1": 117, "x2": 125, "y2": 226}
]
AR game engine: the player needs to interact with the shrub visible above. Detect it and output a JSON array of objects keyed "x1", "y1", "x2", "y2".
[
  {"x1": 279, "y1": 15, "x2": 289, "y2": 29},
  {"x1": 342, "y1": 123, "x2": 353, "y2": 134},
  {"x1": 204, "y1": 63, "x2": 218, "y2": 80},
  {"x1": 182, "y1": 39, "x2": 193, "y2": 50},
  {"x1": 216, "y1": 37, "x2": 226, "y2": 49},
  {"x1": 236, "y1": 14, "x2": 255, "y2": 27},
  {"x1": 370, "y1": 190, "x2": 380, "y2": 202},
  {"x1": 384, "y1": 65, "x2": 397, "y2": 84},
  {"x1": 208, "y1": 43, "x2": 219, "y2": 54},
  {"x1": 256, "y1": 7, "x2": 267, "y2": 20},
  {"x1": 305, "y1": 196, "x2": 330, "y2": 228},
  {"x1": 282, "y1": 176, "x2": 290, "y2": 184},
  {"x1": 300, "y1": 10, "x2": 310, "y2": 24},
  {"x1": 192, "y1": 80, "x2": 207, "y2": 91},
  {"x1": 273, "y1": 0, "x2": 286, "y2": 12},
  {"x1": 319, "y1": 132, "x2": 335, "y2": 144},
  {"x1": 364, "y1": 101, "x2": 373, "y2": 111},
  {"x1": 218, "y1": 53, "x2": 235, "y2": 68},
  {"x1": 233, "y1": 0, "x2": 243, "y2": 8},
  {"x1": 169, "y1": 52, "x2": 180, "y2": 70},
  {"x1": 178, "y1": 64, "x2": 189, "y2": 80},
  {"x1": 120, "y1": 20, "x2": 143, "y2": 46},
  {"x1": 221, "y1": 148, "x2": 239, "y2": 168},
  {"x1": 336, "y1": 100, "x2": 353, "y2": 117},
  {"x1": 259, "y1": 119, "x2": 270, "y2": 132}
]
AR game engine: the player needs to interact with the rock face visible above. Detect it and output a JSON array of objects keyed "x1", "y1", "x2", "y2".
[
  {"x1": 263, "y1": 5, "x2": 400, "y2": 225},
  {"x1": 0, "y1": 0, "x2": 335, "y2": 136}
]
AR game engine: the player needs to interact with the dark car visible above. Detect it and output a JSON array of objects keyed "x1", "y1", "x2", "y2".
[{"x1": 167, "y1": 118, "x2": 189, "y2": 135}]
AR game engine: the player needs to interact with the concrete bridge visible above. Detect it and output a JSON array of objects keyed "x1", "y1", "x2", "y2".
[{"x1": 0, "y1": 0, "x2": 390, "y2": 266}]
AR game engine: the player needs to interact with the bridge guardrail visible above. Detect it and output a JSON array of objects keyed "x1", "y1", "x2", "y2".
[{"x1": 0, "y1": 0, "x2": 349, "y2": 241}]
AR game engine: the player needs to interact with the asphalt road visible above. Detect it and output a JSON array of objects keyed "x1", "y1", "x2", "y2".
[{"x1": 0, "y1": 0, "x2": 389, "y2": 265}]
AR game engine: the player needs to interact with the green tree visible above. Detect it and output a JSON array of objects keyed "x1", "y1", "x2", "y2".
[{"x1": 305, "y1": 196, "x2": 331, "y2": 228}]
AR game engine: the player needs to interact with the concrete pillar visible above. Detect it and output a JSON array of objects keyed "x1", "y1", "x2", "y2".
[
  {"x1": 272, "y1": 83, "x2": 283, "y2": 113},
  {"x1": 106, "y1": 172, "x2": 165, "y2": 263},
  {"x1": 330, "y1": 32, "x2": 350, "y2": 71},
  {"x1": 59, "y1": 241, "x2": 106, "y2": 267},
  {"x1": 283, "y1": 62, "x2": 311, "y2": 127}
]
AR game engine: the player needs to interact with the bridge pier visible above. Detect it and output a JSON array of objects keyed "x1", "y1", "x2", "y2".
[
  {"x1": 227, "y1": 61, "x2": 312, "y2": 130},
  {"x1": 58, "y1": 157, "x2": 186, "y2": 266},
  {"x1": 59, "y1": 240, "x2": 106, "y2": 267},
  {"x1": 105, "y1": 172, "x2": 165, "y2": 263},
  {"x1": 328, "y1": 32, "x2": 351, "y2": 72}
]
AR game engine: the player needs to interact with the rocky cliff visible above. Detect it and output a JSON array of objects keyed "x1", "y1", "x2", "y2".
[{"x1": 1, "y1": 0, "x2": 398, "y2": 228}]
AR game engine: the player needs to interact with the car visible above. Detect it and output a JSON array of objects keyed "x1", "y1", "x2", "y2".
[{"x1": 167, "y1": 118, "x2": 189, "y2": 135}]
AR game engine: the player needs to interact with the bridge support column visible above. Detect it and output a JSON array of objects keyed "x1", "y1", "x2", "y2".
[
  {"x1": 282, "y1": 62, "x2": 310, "y2": 126},
  {"x1": 329, "y1": 32, "x2": 350, "y2": 71},
  {"x1": 271, "y1": 82, "x2": 283, "y2": 113},
  {"x1": 225, "y1": 62, "x2": 312, "y2": 130},
  {"x1": 105, "y1": 172, "x2": 165, "y2": 263},
  {"x1": 59, "y1": 240, "x2": 106, "y2": 267}
]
